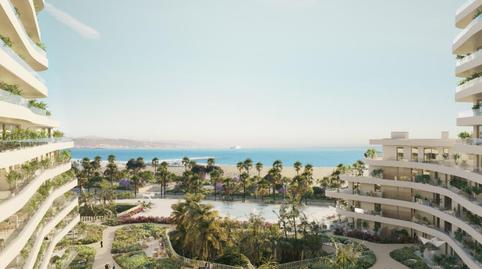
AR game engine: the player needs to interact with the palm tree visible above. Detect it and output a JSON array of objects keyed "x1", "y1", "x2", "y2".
[
  {"x1": 325, "y1": 239, "x2": 363, "y2": 269},
  {"x1": 171, "y1": 194, "x2": 226, "y2": 260},
  {"x1": 240, "y1": 172, "x2": 249, "y2": 202},
  {"x1": 364, "y1": 148, "x2": 376, "y2": 159},
  {"x1": 126, "y1": 157, "x2": 147, "y2": 197},
  {"x1": 255, "y1": 162, "x2": 263, "y2": 177},
  {"x1": 207, "y1": 158, "x2": 215, "y2": 168},
  {"x1": 236, "y1": 161, "x2": 244, "y2": 176},
  {"x1": 270, "y1": 160, "x2": 283, "y2": 201},
  {"x1": 182, "y1": 157, "x2": 190, "y2": 171},
  {"x1": 210, "y1": 169, "x2": 222, "y2": 201},
  {"x1": 243, "y1": 158, "x2": 253, "y2": 176},
  {"x1": 152, "y1": 157, "x2": 159, "y2": 174},
  {"x1": 158, "y1": 161, "x2": 169, "y2": 197},
  {"x1": 294, "y1": 161, "x2": 302, "y2": 175},
  {"x1": 104, "y1": 155, "x2": 118, "y2": 187},
  {"x1": 257, "y1": 176, "x2": 270, "y2": 202}
]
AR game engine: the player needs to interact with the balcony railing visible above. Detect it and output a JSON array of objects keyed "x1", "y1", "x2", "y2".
[
  {"x1": 0, "y1": 88, "x2": 50, "y2": 116},
  {"x1": 459, "y1": 108, "x2": 482, "y2": 118},
  {"x1": 457, "y1": 0, "x2": 476, "y2": 16},
  {"x1": 456, "y1": 49, "x2": 482, "y2": 67},
  {"x1": 0, "y1": 39, "x2": 45, "y2": 84},
  {"x1": 0, "y1": 158, "x2": 70, "y2": 203},
  {"x1": 460, "y1": 137, "x2": 482, "y2": 145},
  {"x1": 4, "y1": 0, "x2": 46, "y2": 57},
  {"x1": 456, "y1": 76, "x2": 482, "y2": 92},
  {"x1": 0, "y1": 194, "x2": 76, "y2": 252},
  {"x1": 0, "y1": 137, "x2": 72, "y2": 153},
  {"x1": 335, "y1": 205, "x2": 482, "y2": 267}
]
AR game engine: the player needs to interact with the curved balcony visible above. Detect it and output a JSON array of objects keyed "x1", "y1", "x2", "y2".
[
  {"x1": 0, "y1": 38, "x2": 47, "y2": 98},
  {"x1": 23, "y1": 199, "x2": 78, "y2": 269},
  {"x1": 326, "y1": 189, "x2": 482, "y2": 250},
  {"x1": 340, "y1": 175, "x2": 482, "y2": 219},
  {"x1": 0, "y1": 162, "x2": 71, "y2": 223},
  {"x1": 454, "y1": 15, "x2": 482, "y2": 55},
  {"x1": 0, "y1": 0, "x2": 48, "y2": 71},
  {"x1": 456, "y1": 0, "x2": 482, "y2": 29},
  {"x1": 11, "y1": 0, "x2": 41, "y2": 43},
  {"x1": 458, "y1": 109, "x2": 482, "y2": 126},
  {"x1": 456, "y1": 76, "x2": 482, "y2": 102},
  {"x1": 0, "y1": 179, "x2": 77, "y2": 269},
  {"x1": 335, "y1": 208, "x2": 481, "y2": 269},
  {"x1": 37, "y1": 215, "x2": 80, "y2": 269},
  {"x1": 366, "y1": 158, "x2": 482, "y2": 186},
  {"x1": 0, "y1": 138, "x2": 73, "y2": 169},
  {"x1": 456, "y1": 50, "x2": 482, "y2": 77},
  {"x1": 0, "y1": 90, "x2": 58, "y2": 128}
]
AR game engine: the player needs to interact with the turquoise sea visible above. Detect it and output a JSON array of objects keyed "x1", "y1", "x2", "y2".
[{"x1": 71, "y1": 147, "x2": 368, "y2": 167}]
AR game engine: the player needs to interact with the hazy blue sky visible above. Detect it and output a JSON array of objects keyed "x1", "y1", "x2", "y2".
[{"x1": 39, "y1": 0, "x2": 465, "y2": 147}]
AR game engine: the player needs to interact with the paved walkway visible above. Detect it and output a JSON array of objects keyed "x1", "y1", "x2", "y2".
[{"x1": 91, "y1": 226, "x2": 122, "y2": 269}]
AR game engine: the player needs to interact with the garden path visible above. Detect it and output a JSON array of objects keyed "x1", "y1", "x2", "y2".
[{"x1": 92, "y1": 225, "x2": 122, "y2": 269}]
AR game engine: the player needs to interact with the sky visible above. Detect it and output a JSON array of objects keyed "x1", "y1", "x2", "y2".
[{"x1": 39, "y1": 0, "x2": 465, "y2": 148}]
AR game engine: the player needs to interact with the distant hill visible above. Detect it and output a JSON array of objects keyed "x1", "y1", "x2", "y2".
[{"x1": 73, "y1": 136, "x2": 198, "y2": 149}]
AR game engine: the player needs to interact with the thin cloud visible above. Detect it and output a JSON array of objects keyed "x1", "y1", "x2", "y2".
[{"x1": 45, "y1": 2, "x2": 100, "y2": 39}]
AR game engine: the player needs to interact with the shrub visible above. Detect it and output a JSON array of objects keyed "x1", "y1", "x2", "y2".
[
  {"x1": 115, "y1": 203, "x2": 136, "y2": 213},
  {"x1": 69, "y1": 246, "x2": 95, "y2": 269},
  {"x1": 390, "y1": 247, "x2": 429, "y2": 269},
  {"x1": 114, "y1": 251, "x2": 152, "y2": 269},
  {"x1": 215, "y1": 251, "x2": 251, "y2": 267},
  {"x1": 111, "y1": 224, "x2": 165, "y2": 254}
]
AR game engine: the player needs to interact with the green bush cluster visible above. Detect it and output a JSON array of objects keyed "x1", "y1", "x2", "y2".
[
  {"x1": 389, "y1": 247, "x2": 429, "y2": 269},
  {"x1": 69, "y1": 246, "x2": 96, "y2": 269},
  {"x1": 111, "y1": 224, "x2": 165, "y2": 254},
  {"x1": 112, "y1": 224, "x2": 176, "y2": 269}
]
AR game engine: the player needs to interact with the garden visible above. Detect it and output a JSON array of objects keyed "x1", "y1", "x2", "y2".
[{"x1": 111, "y1": 224, "x2": 184, "y2": 269}]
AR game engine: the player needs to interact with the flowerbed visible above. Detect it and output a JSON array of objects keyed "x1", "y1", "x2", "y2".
[{"x1": 111, "y1": 224, "x2": 181, "y2": 269}]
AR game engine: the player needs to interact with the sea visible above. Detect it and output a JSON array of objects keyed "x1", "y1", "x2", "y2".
[{"x1": 71, "y1": 147, "x2": 369, "y2": 167}]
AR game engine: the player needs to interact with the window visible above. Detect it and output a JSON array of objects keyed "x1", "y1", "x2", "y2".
[
  {"x1": 411, "y1": 147, "x2": 418, "y2": 161},
  {"x1": 397, "y1": 147, "x2": 404, "y2": 161}
]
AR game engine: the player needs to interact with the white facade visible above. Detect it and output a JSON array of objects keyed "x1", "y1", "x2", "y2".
[
  {"x1": 0, "y1": 2, "x2": 78, "y2": 268},
  {"x1": 326, "y1": 2, "x2": 482, "y2": 268}
]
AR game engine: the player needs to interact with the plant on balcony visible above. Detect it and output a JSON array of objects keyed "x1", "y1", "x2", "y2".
[
  {"x1": 6, "y1": 170, "x2": 21, "y2": 192},
  {"x1": 458, "y1": 131, "x2": 471, "y2": 140},
  {"x1": 453, "y1": 153, "x2": 461, "y2": 165},
  {"x1": 454, "y1": 229, "x2": 464, "y2": 242},
  {"x1": 0, "y1": 35, "x2": 12, "y2": 47},
  {"x1": 415, "y1": 174, "x2": 430, "y2": 184},
  {"x1": 0, "y1": 82, "x2": 22, "y2": 95},
  {"x1": 473, "y1": 103, "x2": 481, "y2": 110},
  {"x1": 456, "y1": 54, "x2": 466, "y2": 60},
  {"x1": 3, "y1": 128, "x2": 49, "y2": 140},
  {"x1": 459, "y1": 72, "x2": 482, "y2": 86},
  {"x1": 370, "y1": 168, "x2": 383, "y2": 178},
  {"x1": 36, "y1": 42, "x2": 47, "y2": 51},
  {"x1": 52, "y1": 130, "x2": 64, "y2": 138},
  {"x1": 28, "y1": 99, "x2": 48, "y2": 110},
  {"x1": 474, "y1": 9, "x2": 482, "y2": 19},
  {"x1": 364, "y1": 148, "x2": 376, "y2": 159}
]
